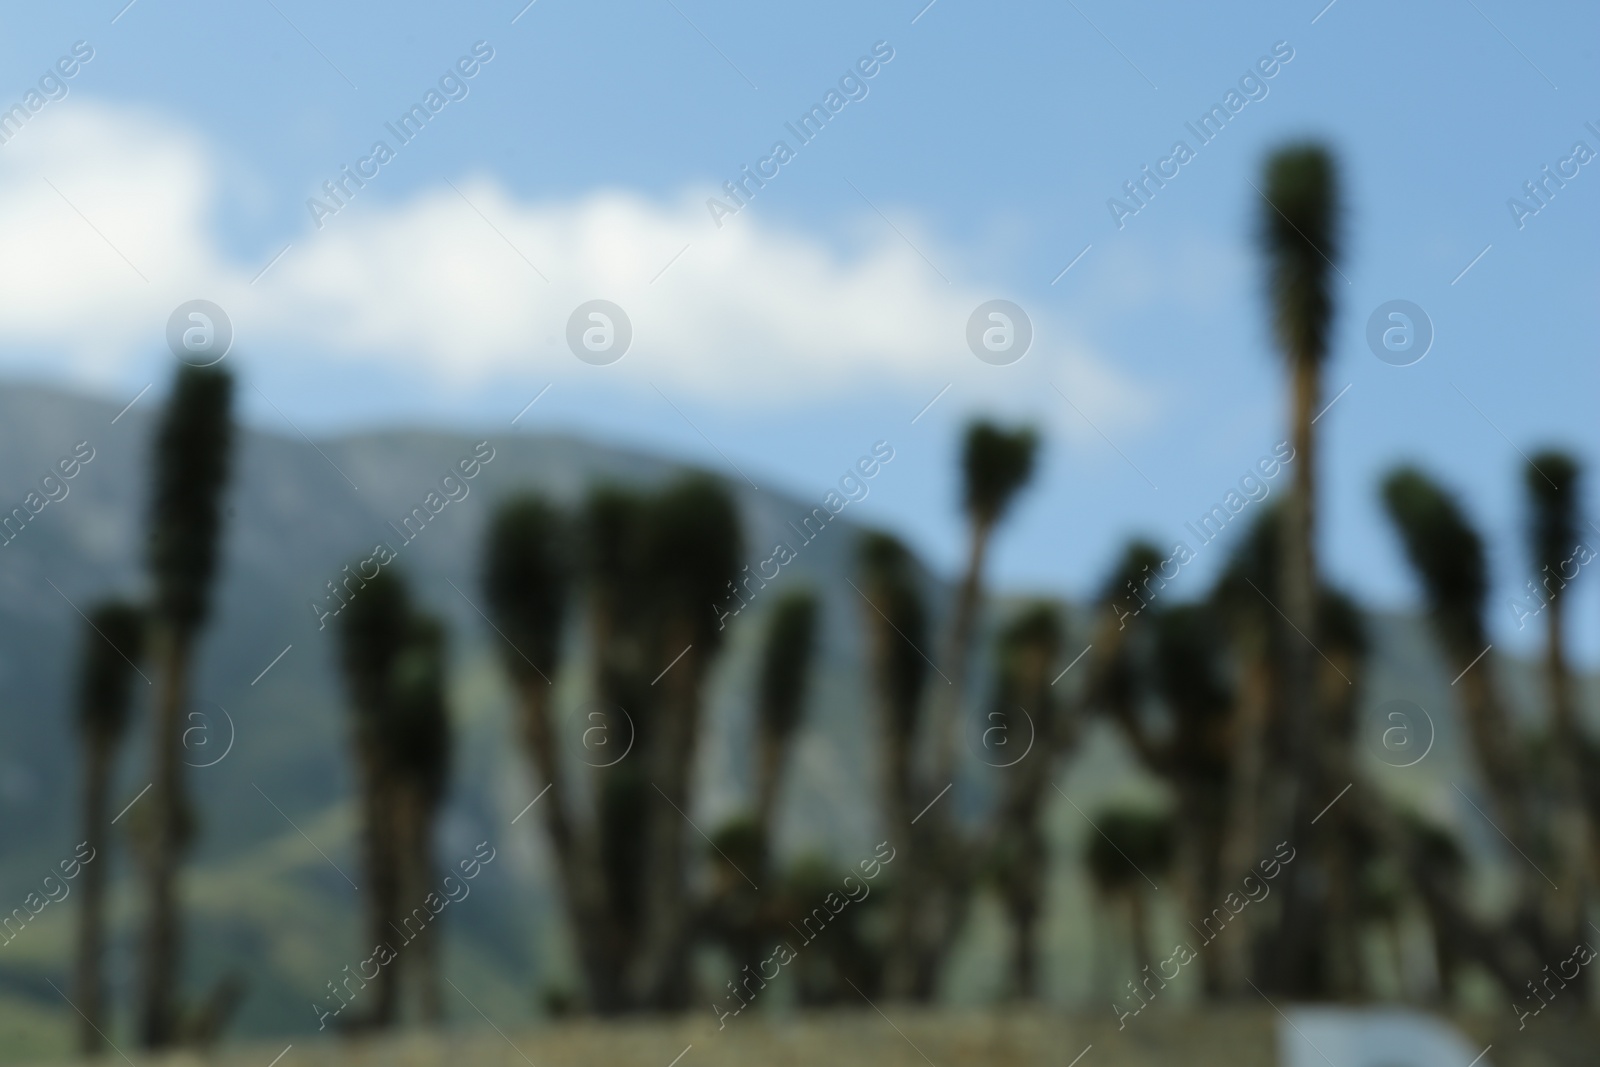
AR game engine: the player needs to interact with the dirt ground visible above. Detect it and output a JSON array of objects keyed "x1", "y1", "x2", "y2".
[{"x1": 30, "y1": 1008, "x2": 1599, "y2": 1067}]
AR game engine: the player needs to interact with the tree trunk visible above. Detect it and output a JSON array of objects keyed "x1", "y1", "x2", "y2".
[
  {"x1": 1542, "y1": 596, "x2": 1590, "y2": 999},
  {"x1": 637, "y1": 621, "x2": 704, "y2": 1010},
  {"x1": 510, "y1": 675, "x2": 619, "y2": 1012},
  {"x1": 868, "y1": 619, "x2": 919, "y2": 1000},
  {"x1": 1216, "y1": 632, "x2": 1271, "y2": 994},
  {"x1": 1269, "y1": 352, "x2": 1324, "y2": 996},
  {"x1": 353, "y1": 725, "x2": 400, "y2": 1028},
  {"x1": 75, "y1": 730, "x2": 115, "y2": 1055},
  {"x1": 139, "y1": 631, "x2": 190, "y2": 1049}
]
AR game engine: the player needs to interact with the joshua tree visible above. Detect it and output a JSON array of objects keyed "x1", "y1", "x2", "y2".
[
  {"x1": 856, "y1": 532, "x2": 931, "y2": 998},
  {"x1": 1380, "y1": 466, "x2": 1554, "y2": 974},
  {"x1": 1084, "y1": 806, "x2": 1173, "y2": 990},
  {"x1": 892, "y1": 421, "x2": 1038, "y2": 1001},
  {"x1": 753, "y1": 591, "x2": 819, "y2": 835},
  {"x1": 932, "y1": 420, "x2": 1039, "y2": 784},
  {"x1": 386, "y1": 613, "x2": 452, "y2": 1022},
  {"x1": 985, "y1": 602, "x2": 1065, "y2": 999},
  {"x1": 1521, "y1": 452, "x2": 1592, "y2": 978},
  {"x1": 483, "y1": 478, "x2": 741, "y2": 1013},
  {"x1": 1381, "y1": 469, "x2": 1530, "y2": 846},
  {"x1": 73, "y1": 601, "x2": 145, "y2": 1055},
  {"x1": 632, "y1": 477, "x2": 741, "y2": 1009},
  {"x1": 336, "y1": 568, "x2": 412, "y2": 1029},
  {"x1": 138, "y1": 365, "x2": 234, "y2": 1048},
  {"x1": 1257, "y1": 143, "x2": 1341, "y2": 995},
  {"x1": 483, "y1": 495, "x2": 623, "y2": 1013}
]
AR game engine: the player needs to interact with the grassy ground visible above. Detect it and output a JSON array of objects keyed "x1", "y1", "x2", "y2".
[{"x1": 18, "y1": 1008, "x2": 1599, "y2": 1067}]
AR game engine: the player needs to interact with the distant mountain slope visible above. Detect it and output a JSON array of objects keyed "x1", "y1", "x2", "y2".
[{"x1": 0, "y1": 381, "x2": 1583, "y2": 1055}]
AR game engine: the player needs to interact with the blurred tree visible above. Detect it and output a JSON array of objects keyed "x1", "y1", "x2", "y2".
[
  {"x1": 1522, "y1": 451, "x2": 1592, "y2": 997},
  {"x1": 482, "y1": 496, "x2": 617, "y2": 1011},
  {"x1": 1381, "y1": 465, "x2": 1550, "y2": 981},
  {"x1": 856, "y1": 532, "x2": 931, "y2": 998},
  {"x1": 780, "y1": 853, "x2": 886, "y2": 1005},
  {"x1": 138, "y1": 365, "x2": 234, "y2": 1049},
  {"x1": 386, "y1": 612, "x2": 452, "y2": 1022},
  {"x1": 985, "y1": 602, "x2": 1066, "y2": 1000},
  {"x1": 1084, "y1": 806, "x2": 1173, "y2": 986},
  {"x1": 337, "y1": 568, "x2": 411, "y2": 1029},
  {"x1": 1258, "y1": 142, "x2": 1342, "y2": 997},
  {"x1": 754, "y1": 591, "x2": 819, "y2": 835},
  {"x1": 73, "y1": 600, "x2": 145, "y2": 1056},
  {"x1": 903, "y1": 421, "x2": 1039, "y2": 1001},
  {"x1": 932, "y1": 421, "x2": 1039, "y2": 785},
  {"x1": 484, "y1": 477, "x2": 741, "y2": 1013},
  {"x1": 634, "y1": 477, "x2": 742, "y2": 1009}
]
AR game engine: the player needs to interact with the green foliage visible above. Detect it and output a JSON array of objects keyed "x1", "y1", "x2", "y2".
[
  {"x1": 646, "y1": 475, "x2": 743, "y2": 648},
  {"x1": 76, "y1": 600, "x2": 145, "y2": 741},
  {"x1": 1083, "y1": 806, "x2": 1174, "y2": 893},
  {"x1": 482, "y1": 494, "x2": 569, "y2": 681},
  {"x1": 961, "y1": 421, "x2": 1039, "y2": 529},
  {"x1": 1525, "y1": 450, "x2": 1582, "y2": 580},
  {"x1": 998, "y1": 601, "x2": 1061, "y2": 656},
  {"x1": 1380, "y1": 466, "x2": 1487, "y2": 648},
  {"x1": 1153, "y1": 603, "x2": 1231, "y2": 726},
  {"x1": 387, "y1": 613, "x2": 451, "y2": 806},
  {"x1": 146, "y1": 366, "x2": 235, "y2": 636},
  {"x1": 1260, "y1": 143, "x2": 1341, "y2": 365},
  {"x1": 1098, "y1": 539, "x2": 1166, "y2": 608},
  {"x1": 337, "y1": 568, "x2": 412, "y2": 721},
  {"x1": 758, "y1": 591, "x2": 819, "y2": 743}
]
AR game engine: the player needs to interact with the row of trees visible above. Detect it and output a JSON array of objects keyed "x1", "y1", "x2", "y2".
[{"x1": 61, "y1": 137, "x2": 1598, "y2": 1048}]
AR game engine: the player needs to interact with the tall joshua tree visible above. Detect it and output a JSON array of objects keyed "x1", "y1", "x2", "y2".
[
  {"x1": 932, "y1": 420, "x2": 1039, "y2": 785},
  {"x1": 857, "y1": 532, "x2": 931, "y2": 998},
  {"x1": 139, "y1": 365, "x2": 234, "y2": 1048},
  {"x1": 1257, "y1": 144, "x2": 1341, "y2": 995},
  {"x1": 484, "y1": 478, "x2": 741, "y2": 1013},
  {"x1": 897, "y1": 421, "x2": 1037, "y2": 1000},
  {"x1": 483, "y1": 496, "x2": 617, "y2": 1012},
  {"x1": 74, "y1": 601, "x2": 145, "y2": 1055},
  {"x1": 387, "y1": 613, "x2": 452, "y2": 1023},
  {"x1": 1380, "y1": 467, "x2": 1547, "y2": 958},
  {"x1": 1521, "y1": 451, "x2": 1591, "y2": 970},
  {"x1": 634, "y1": 477, "x2": 741, "y2": 1009},
  {"x1": 1084, "y1": 806, "x2": 1173, "y2": 991},
  {"x1": 753, "y1": 591, "x2": 819, "y2": 835},
  {"x1": 337, "y1": 569, "x2": 411, "y2": 1029},
  {"x1": 986, "y1": 602, "x2": 1064, "y2": 999},
  {"x1": 1381, "y1": 469, "x2": 1529, "y2": 844}
]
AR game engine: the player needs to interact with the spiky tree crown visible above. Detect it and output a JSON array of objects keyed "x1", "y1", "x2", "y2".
[
  {"x1": 147, "y1": 366, "x2": 235, "y2": 636},
  {"x1": 1098, "y1": 540, "x2": 1166, "y2": 607},
  {"x1": 961, "y1": 421, "x2": 1039, "y2": 529},
  {"x1": 1153, "y1": 603, "x2": 1230, "y2": 723},
  {"x1": 483, "y1": 495, "x2": 569, "y2": 681},
  {"x1": 387, "y1": 613, "x2": 451, "y2": 806},
  {"x1": 758, "y1": 590, "x2": 819, "y2": 743},
  {"x1": 338, "y1": 568, "x2": 411, "y2": 723},
  {"x1": 1525, "y1": 450, "x2": 1582, "y2": 580},
  {"x1": 999, "y1": 602, "x2": 1061, "y2": 660},
  {"x1": 1084, "y1": 806, "x2": 1173, "y2": 891},
  {"x1": 858, "y1": 531, "x2": 929, "y2": 740},
  {"x1": 646, "y1": 475, "x2": 742, "y2": 648},
  {"x1": 1380, "y1": 466, "x2": 1487, "y2": 647},
  {"x1": 77, "y1": 600, "x2": 145, "y2": 740},
  {"x1": 1261, "y1": 143, "x2": 1341, "y2": 365}
]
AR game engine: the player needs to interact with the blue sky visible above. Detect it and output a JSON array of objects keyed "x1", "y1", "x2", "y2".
[{"x1": 3, "y1": 0, "x2": 1599, "y2": 662}]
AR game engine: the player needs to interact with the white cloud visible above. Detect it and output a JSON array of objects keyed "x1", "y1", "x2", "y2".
[{"x1": 0, "y1": 100, "x2": 1155, "y2": 440}]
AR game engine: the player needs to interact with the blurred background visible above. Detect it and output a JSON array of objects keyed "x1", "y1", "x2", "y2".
[{"x1": 2, "y1": 1, "x2": 1599, "y2": 1065}]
